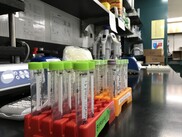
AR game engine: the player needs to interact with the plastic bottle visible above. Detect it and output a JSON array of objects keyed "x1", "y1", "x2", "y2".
[
  {"x1": 42, "y1": 62, "x2": 51, "y2": 111},
  {"x1": 88, "y1": 61, "x2": 95, "y2": 117},
  {"x1": 63, "y1": 61, "x2": 73, "y2": 114},
  {"x1": 73, "y1": 61, "x2": 89, "y2": 125},
  {"x1": 49, "y1": 62, "x2": 64, "y2": 120},
  {"x1": 28, "y1": 62, "x2": 44, "y2": 115}
]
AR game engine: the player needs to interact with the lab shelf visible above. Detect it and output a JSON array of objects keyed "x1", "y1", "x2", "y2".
[
  {"x1": 0, "y1": 0, "x2": 25, "y2": 15},
  {"x1": 118, "y1": 26, "x2": 133, "y2": 36},
  {"x1": 41, "y1": 0, "x2": 109, "y2": 20},
  {"x1": 123, "y1": 0, "x2": 133, "y2": 13},
  {"x1": 127, "y1": 14, "x2": 142, "y2": 26},
  {"x1": 127, "y1": 36, "x2": 143, "y2": 44},
  {"x1": 116, "y1": 18, "x2": 133, "y2": 36}
]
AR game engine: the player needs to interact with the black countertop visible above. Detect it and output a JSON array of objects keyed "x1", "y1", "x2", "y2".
[{"x1": 1, "y1": 69, "x2": 182, "y2": 137}]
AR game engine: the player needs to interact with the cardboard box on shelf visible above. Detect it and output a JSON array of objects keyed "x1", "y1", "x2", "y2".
[
  {"x1": 172, "y1": 51, "x2": 182, "y2": 60},
  {"x1": 144, "y1": 49, "x2": 163, "y2": 56},
  {"x1": 145, "y1": 56, "x2": 164, "y2": 63}
]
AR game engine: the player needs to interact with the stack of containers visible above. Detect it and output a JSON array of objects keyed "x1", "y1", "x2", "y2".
[
  {"x1": 109, "y1": 0, "x2": 123, "y2": 17},
  {"x1": 99, "y1": 0, "x2": 111, "y2": 10},
  {"x1": 49, "y1": 62, "x2": 64, "y2": 120},
  {"x1": 29, "y1": 62, "x2": 44, "y2": 115},
  {"x1": 28, "y1": 60, "x2": 128, "y2": 114},
  {"x1": 27, "y1": 60, "x2": 130, "y2": 136}
]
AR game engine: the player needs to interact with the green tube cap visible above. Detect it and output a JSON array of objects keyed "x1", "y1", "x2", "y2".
[
  {"x1": 103, "y1": 60, "x2": 108, "y2": 65},
  {"x1": 123, "y1": 59, "x2": 129, "y2": 64},
  {"x1": 64, "y1": 61, "x2": 73, "y2": 70},
  {"x1": 89, "y1": 61, "x2": 95, "y2": 70},
  {"x1": 73, "y1": 62, "x2": 89, "y2": 71},
  {"x1": 116, "y1": 59, "x2": 120, "y2": 65},
  {"x1": 42, "y1": 62, "x2": 49, "y2": 69},
  {"x1": 49, "y1": 62, "x2": 64, "y2": 70},
  {"x1": 94, "y1": 60, "x2": 101, "y2": 65},
  {"x1": 28, "y1": 62, "x2": 43, "y2": 70}
]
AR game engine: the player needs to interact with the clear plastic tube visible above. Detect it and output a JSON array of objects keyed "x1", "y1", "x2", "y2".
[
  {"x1": 116, "y1": 60, "x2": 121, "y2": 95},
  {"x1": 100, "y1": 60, "x2": 104, "y2": 93},
  {"x1": 122, "y1": 59, "x2": 129, "y2": 89},
  {"x1": 63, "y1": 61, "x2": 74, "y2": 114},
  {"x1": 88, "y1": 61, "x2": 95, "y2": 117},
  {"x1": 94, "y1": 60, "x2": 101, "y2": 95},
  {"x1": 103, "y1": 60, "x2": 108, "y2": 92},
  {"x1": 125, "y1": 59, "x2": 129, "y2": 88},
  {"x1": 49, "y1": 62, "x2": 64, "y2": 120},
  {"x1": 42, "y1": 62, "x2": 51, "y2": 111},
  {"x1": 29, "y1": 62, "x2": 44, "y2": 115},
  {"x1": 74, "y1": 62, "x2": 89, "y2": 125},
  {"x1": 107, "y1": 60, "x2": 117, "y2": 98},
  {"x1": 120, "y1": 60, "x2": 124, "y2": 91}
]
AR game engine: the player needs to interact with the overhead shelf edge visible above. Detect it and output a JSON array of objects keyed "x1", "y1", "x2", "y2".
[
  {"x1": 41, "y1": 0, "x2": 109, "y2": 20},
  {"x1": 0, "y1": 0, "x2": 25, "y2": 15}
]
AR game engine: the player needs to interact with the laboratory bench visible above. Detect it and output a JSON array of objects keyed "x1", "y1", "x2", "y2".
[{"x1": 1, "y1": 68, "x2": 182, "y2": 137}]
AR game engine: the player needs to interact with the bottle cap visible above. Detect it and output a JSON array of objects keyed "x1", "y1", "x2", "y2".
[
  {"x1": 94, "y1": 60, "x2": 101, "y2": 65},
  {"x1": 28, "y1": 62, "x2": 43, "y2": 70},
  {"x1": 103, "y1": 60, "x2": 108, "y2": 65},
  {"x1": 89, "y1": 61, "x2": 95, "y2": 70},
  {"x1": 73, "y1": 62, "x2": 89, "y2": 71},
  {"x1": 108, "y1": 59, "x2": 116, "y2": 65},
  {"x1": 64, "y1": 61, "x2": 73, "y2": 70},
  {"x1": 49, "y1": 62, "x2": 64, "y2": 71},
  {"x1": 42, "y1": 62, "x2": 49, "y2": 69}
]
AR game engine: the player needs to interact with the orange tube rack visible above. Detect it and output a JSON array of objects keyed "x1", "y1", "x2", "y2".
[{"x1": 96, "y1": 87, "x2": 132, "y2": 117}]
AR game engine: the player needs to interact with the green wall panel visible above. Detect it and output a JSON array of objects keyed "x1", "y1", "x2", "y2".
[{"x1": 135, "y1": 0, "x2": 168, "y2": 62}]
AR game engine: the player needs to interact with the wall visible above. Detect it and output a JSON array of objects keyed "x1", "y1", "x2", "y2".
[
  {"x1": 0, "y1": 0, "x2": 82, "y2": 46},
  {"x1": 135, "y1": 0, "x2": 168, "y2": 60},
  {"x1": 168, "y1": 34, "x2": 182, "y2": 53},
  {"x1": 168, "y1": 0, "x2": 182, "y2": 18}
]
